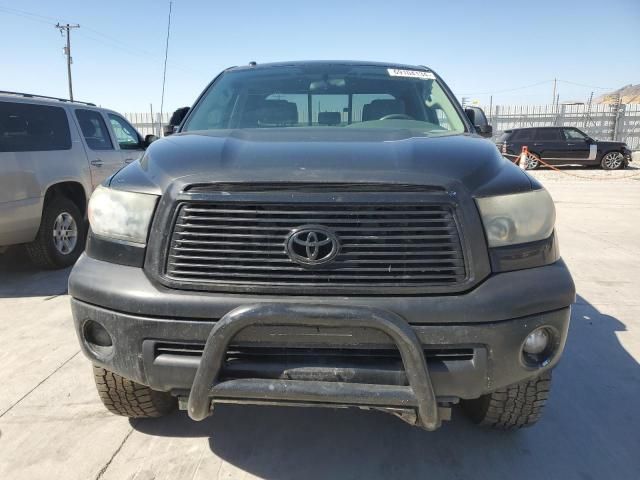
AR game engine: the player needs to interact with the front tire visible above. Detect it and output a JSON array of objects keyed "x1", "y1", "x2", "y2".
[
  {"x1": 524, "y1": 152, "x2": 541, "y2": 170},
  {"x1": 93, "y1": 366, "x2": 177, "y2": 418},
  {"x1": 25, "y1": 196, "x2": 86, "y2": 269},
  {"x1": 461, "y1": 370, "x2": 552, "y2": 430},
  {"x1": 601, "y1": 151, "x2": 625, "y2": 170}
]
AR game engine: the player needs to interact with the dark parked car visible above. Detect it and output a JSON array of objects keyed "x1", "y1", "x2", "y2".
[
  {"x1": 69, "y1": 61, "x2": 575, "y2": 432},
  {"x1": 497, "y1": 126, "x2": 632, "y2": 170}
]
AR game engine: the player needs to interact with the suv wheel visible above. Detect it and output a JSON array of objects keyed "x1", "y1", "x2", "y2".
[
  {"x1": 461, "y1": 370, "x2": 552, "y2": 429},
  {"x1": 93, "y1": 366, "x2": 177, "y2": 418},
  {"x1": 601, "y1": 151, "x2": 624, "y2": 170},
  {"x1": 25, "y1": 196, "x2": 86, "y2": 269},
  {"x1": 524, "y1": 152, "x2": 541, "y2": 170}
]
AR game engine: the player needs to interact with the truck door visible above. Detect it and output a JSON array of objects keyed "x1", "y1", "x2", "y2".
[{"x1": 74, "y1": 108, "x2": 122, "y2": 188}]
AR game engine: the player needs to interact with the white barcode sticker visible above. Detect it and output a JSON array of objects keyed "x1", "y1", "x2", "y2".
[{"x1": 387, "y1": 68, "x2": 435, "y2": 80}]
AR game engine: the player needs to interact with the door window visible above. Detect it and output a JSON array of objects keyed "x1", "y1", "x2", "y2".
[
  {"x1": 108, "y1": 114, "x2": 141, "y2": 150},
  {"x1": 0, "y1": 101, "x2": 71, "y2": 152},
  {"x1": 563, "y1": 128, "x2": 588, "y2": 140},
  {"x1": 75, "y1": 109, "x2": 113, "y2": 151},
  {"x1": 511, "y1": 129, "x2": 535, "y2": 141},
  {"x1": 535, "y1": 129, "x2": 562, "y2": 141}
]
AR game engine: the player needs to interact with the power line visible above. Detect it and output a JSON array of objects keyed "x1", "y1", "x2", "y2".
[
  {"x1": 159, "y1": 1, "x2": 173, "y2": 126},
  {"x1": 0, "y1": 3, "x2": 206, "y2": 78},
  {"x1": 556, "y1": 79, "x2": 615, "y2": 90},
  {"x1": 0, "y1": 5, "x2": 64, "y2": 24},
  {"x1": 459, "y1": 80, "x2": 554, "y2": 96}
]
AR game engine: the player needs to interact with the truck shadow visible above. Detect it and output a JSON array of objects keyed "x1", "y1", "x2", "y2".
[
  {"x1": 0, "y1": 246, "x2": 70, "y2": 298},
  {"x1": 133, "y1": 295, "x2": 640, "y2": 479}
]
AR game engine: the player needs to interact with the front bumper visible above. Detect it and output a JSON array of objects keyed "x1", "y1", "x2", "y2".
[{"x1": 69, "y1": 255, "x2": 574, "y2": 429}]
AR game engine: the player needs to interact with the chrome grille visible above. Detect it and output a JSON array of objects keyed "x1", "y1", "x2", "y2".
[{"x1": 165, "y1": 202, "x2": 466, "y2": 292}]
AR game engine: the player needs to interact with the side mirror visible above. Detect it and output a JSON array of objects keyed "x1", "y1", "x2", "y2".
[
  {"x1": 585, "y1": 137, "x2": 594, "y2": 143},
  {"x1": 163, "y1": 124, "x2": 177, "y2": 137},
  {"x1": 164, "y1": 107, "x2": 190, "y2": 137},
  {"x1": 465, "y1": 107, "x2": 493, "y2": 138},
  {"x1": 143, "y1": 134, "x2": 158, "y2": 148}
]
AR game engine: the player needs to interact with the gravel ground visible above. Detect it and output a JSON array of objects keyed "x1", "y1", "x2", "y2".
[{"x1": 528, "y1": 163, "x2": 640, "y2": 183}]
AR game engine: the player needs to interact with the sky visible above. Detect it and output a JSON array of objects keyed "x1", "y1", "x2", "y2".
[{"x1": 1, "y1": 0, "x2": 639, "y2": 116}]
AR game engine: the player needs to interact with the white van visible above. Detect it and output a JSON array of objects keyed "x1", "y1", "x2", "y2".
[{"x1": 0, "y1": 91, "x2": 156, "y2": 268}]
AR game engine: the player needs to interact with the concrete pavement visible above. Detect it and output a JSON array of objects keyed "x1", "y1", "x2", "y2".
[{"x1": 1, "y1": 175, "x2": 639, "y2": 479}]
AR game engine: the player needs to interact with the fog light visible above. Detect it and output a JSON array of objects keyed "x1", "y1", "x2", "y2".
[
  {"x1": 523, "y1": 328, "x2": 550, "y2": 355},
  {"x1": 83, "y1": 320, "x2": 113, "y2": 348}
]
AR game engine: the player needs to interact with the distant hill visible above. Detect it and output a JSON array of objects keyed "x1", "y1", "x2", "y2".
[{"x1": 595, "y1": 84, "x2": 640, "y2": 104}]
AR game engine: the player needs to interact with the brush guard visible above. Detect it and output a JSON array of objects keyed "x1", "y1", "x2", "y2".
[{"x1": 187, "y1": 303, "x2": 441, "y2": 430}]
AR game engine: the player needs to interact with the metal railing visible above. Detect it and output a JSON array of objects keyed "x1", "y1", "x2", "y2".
[{"x1": 125, "y1": 112, "x2": 171, "y2": 137}]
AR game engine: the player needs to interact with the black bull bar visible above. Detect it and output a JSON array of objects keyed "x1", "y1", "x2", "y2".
[{"x1": 187, "y1": 303, "x2": 441, "y2": 430}]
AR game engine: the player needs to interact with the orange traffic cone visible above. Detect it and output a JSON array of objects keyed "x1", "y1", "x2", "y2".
[{"x1": 519, "y1": 146, "x2": 529, "y2": 170}]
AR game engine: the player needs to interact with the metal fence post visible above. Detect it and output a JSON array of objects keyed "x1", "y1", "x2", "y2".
[{"x1": 612, "y1": 103, "x2": 625, "y2": 142}]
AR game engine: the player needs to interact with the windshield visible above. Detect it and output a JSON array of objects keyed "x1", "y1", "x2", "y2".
[{"x1": 183, "y1": 64, "x2": 466, "y2": 136}]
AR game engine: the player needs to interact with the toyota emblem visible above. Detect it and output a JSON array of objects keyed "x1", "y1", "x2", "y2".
[{"x1": 286, "y1": 226, "x2": 340, "y2": 266}]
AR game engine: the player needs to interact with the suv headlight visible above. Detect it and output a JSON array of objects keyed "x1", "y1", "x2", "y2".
[
  {"x1": 476, "y1": 189, "x2": 555, "y2": 247},
  {"x1": 88, "y1": 186, "x2": 158, "y2": 244}
]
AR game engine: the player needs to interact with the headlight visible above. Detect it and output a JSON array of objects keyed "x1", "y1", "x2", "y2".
[
  {"x1": 88, "y1": 186, "x2": 158, "y2": 244},
  {"x1": 476, "y1": 189, "x2": 555, "y2": 247}
]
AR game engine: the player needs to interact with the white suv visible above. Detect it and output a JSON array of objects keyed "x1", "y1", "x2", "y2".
[{"x1": 0, "y1": 91, "x2": 156, "y2": 268}]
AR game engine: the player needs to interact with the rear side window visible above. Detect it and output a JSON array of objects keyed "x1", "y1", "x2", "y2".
[
  {"x1": 511, "y1": 129, "x2": 535, "y2": 141},
  {"x1": 0, "y1": 101, "x2": 71, "y2": 152},
  {"x1": 75, "y1": 109, "x2": 113, "y2": 150},
  {"x1": 535, "y1": 129, "x2": 562, "y2": 141}
]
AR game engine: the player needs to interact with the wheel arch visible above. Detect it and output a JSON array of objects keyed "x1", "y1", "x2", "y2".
[
  {"x1": 600, "y1": 148, "x2": 626, "y2": 157},
  {"x1": 43, "y1": 181, "x2": 88, "y2": 218}
]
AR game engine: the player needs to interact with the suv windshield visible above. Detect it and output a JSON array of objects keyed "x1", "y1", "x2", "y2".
[{"x1": 183, "y1": 64, "x2": 466, "y2": 136}]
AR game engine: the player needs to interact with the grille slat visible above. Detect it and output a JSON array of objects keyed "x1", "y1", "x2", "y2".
[
  {"x1": 170, "y1": 256, "x2": 461, "y2": 265},
  {"x1": 183, "y1": 207, "x2": 447, "y2": 216},
  {"x1": 165, "y1": 201, "x2": 467, "y2": 291},
  {"x1": 174, "y1": 231, "x2": 457, "y2": 240},
  {"x1": 167, "y1": 271, "x2": 465, "y2": 281},
  {"x1": 169, "y1": 263, "x2": 465, "y2": 273},
  {"x1": 176, "y1": 224, "x2": 457, "y2": 233},
  {"x1": 174, "y1": 247, "x2": 462, "y2": 257},
  {"x1": 181, "y1": 215, "x2": 451, "y2": 224}
]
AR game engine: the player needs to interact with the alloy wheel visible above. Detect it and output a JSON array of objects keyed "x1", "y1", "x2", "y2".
[
  {"x1": 602, "y1": 152, "x2": 624, "y2": 170},
  {"x1": 52, "y1": 212, "x2": 78, "y2": 255}
]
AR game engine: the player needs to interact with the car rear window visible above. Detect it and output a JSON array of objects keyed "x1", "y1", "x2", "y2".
[{"x1": 0, "y1": 101, "x2": 71, "y2": 152}]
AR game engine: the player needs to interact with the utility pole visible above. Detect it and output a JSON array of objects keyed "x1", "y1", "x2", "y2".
[
  {"x1": 159, "y1": 1, "x2": 173, "y2": 130},
  {"x1": 56, "y1": 23, "x2": 80, "y2": 101},
  {"x1": 552, "y1": 78, "x2": 557, "y2": 108}
]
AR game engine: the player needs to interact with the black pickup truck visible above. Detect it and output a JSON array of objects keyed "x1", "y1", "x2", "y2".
[
  {"x1": 497, "y1": 126, "x2": 632, "y2": 170},
  {"x1": 69, "y1": 61, "x2": 575, "y2": 431}
]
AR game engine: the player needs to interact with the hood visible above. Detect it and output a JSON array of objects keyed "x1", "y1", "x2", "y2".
[
  {"x1": 110, "y1": 128, "x2": 535, "y2": 197},
  {"x1": 596, "y1": 140, "x2": 627, "y2": 148}
]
